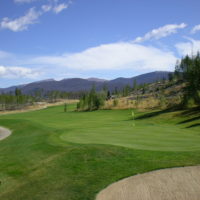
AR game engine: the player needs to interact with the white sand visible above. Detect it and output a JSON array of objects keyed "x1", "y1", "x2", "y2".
[
  {"x1": 0, "y1": 127, "x2": 11, "y2": 141},
  {"x1": 96, "y1": 166, "x2": 200, "y2": 200}
]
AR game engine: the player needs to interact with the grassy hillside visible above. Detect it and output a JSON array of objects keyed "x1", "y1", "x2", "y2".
[
  {"x1": 103, "y1": 79, "x2": 185, "y2": 110},
  {"x1": 0, "y1": 104, "x2": 200, "y2": 199}
]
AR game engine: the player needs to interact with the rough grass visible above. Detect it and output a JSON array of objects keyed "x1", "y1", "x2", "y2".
[{"x1": 0, "y1": 104, "x2": 200, "y2": 200}]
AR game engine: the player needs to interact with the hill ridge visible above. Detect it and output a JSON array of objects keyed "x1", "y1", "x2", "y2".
[{"x1": 0, "y1": 71, "x2": 172, "y2": 94}]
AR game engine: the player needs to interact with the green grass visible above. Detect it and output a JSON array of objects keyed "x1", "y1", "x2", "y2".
[{"x1": 0, "y1": 104, "x2": 200, "y2": 199}]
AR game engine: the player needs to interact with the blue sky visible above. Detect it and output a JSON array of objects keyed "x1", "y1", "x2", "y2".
[{"x1": 0, "y1": 0, "x2": 200, "y2": 87}]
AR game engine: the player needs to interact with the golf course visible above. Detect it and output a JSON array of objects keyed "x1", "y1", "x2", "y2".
[{"x1": 0, "y1": 104, "x2": 200, "y2": 200}]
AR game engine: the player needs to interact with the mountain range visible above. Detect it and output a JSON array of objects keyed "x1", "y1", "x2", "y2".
[{"x1": 0, "y1": 71, "x2": 172, "y2": 94}]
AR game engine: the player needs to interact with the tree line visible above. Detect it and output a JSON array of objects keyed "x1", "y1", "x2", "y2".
[
  {"x1": 76, "y1": 81, "x2": 155, "y2": 111},
  {"x1": 175, "y1": 52, "x2": 200, "y2": 107},
  {"x1": 77, "y1": 86, "x2": 105, "y2": 111},
  {"x1": 0, "y1": 88, "x2": 34, "y2": 111},
  {"x1": 0, "y1": 88, "x2": 87, "y2": 111}
]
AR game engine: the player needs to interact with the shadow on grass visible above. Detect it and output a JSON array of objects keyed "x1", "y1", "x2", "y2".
[
  {"x1": 178, "y1": 116, "x2": 200, "y2": 124},
  {"x1": 135, "y1": 106, "x2": 181, "y2": 120},
  {"x1": 180, "y1": 106, "x2": 200, "y2": 116},
  {"x1": 135, "y1": 106, "x2": 200, "y2": 130},
  {"x1": 186, "y1": 123, "x2": 200, "y2": 128},
  {"x1": 177, "y1": 107, "x2": 200, "y2": 126}
]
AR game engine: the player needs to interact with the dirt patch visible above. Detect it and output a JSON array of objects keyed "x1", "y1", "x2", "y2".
[
  {"x1": 0, "y1": 127, "x2": 11, "y2": 141},
  {"x1": 0, "y1": 99, "x2": 78, "y2": 115},
  {"x1": 96, "y1": 166, "x2": 200, "y2": 200}
]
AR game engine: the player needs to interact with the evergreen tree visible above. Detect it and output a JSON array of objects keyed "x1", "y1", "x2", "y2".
[
  {"x1": 114, "y1": 87, "x2": 119, "y2": 96},
  {"x1": 64, "y1": 103, "x2": 67, "y2": 112},
  {"x1": 175, "y1": 52, "x2": 200, "y2": 106},
  {"x1": 102, "y1": 83, "x2": 108, "y2": 92},
  {"x1": 123, "y1": 85, "x2": 131, "y2": 97},
  {"x1": 133, "y1": 79, "x2": 137, "y2": 91},
  {"x1": 107, "y1": 90, "x2": 111, "y2": 100},
  {"x1": 77, "y1": 86, "x2": 105, "y2": 111},
  {"x1": 168, "y1": 73, "x2": 174, "y2": 82},
  {"x1": 15, "y1": 88, "x2": 22, "y2": 97}
]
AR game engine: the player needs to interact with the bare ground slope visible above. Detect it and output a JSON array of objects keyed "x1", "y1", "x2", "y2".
[{"x1": 96, "y1": 166, "x2": 200, "y2": 200}]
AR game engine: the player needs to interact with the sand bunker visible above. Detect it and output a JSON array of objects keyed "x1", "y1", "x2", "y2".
[
  {"x1": 96, "y1": 166, "x2": 200, "y2": 200},
  {"x1": 0, "y1": 127, "x2": 11, "y2": 141}
]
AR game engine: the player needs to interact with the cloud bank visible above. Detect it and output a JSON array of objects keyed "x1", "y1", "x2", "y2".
[
  {"x1": 1, "y1": 20, "x2": 198, "y2": 82},
  {"x1": 33, "y1": 42, "x2": 177, "y2": 72}
]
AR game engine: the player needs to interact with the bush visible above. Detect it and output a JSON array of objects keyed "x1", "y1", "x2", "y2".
[
  {"x1": 113, "y1": 99, "x2": 118, "y2": 107},
  {"x1": 159, "y1": 95, "x2": 167, "y2": 109}
]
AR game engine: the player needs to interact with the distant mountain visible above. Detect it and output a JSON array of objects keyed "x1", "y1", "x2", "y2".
[
  {"x1": 87, "y1": 78, "x2": 108, "y2": 82},
  {"x1": 30, "y1": 79, "x2": 55, "y2": 84},
  {"x1": 0, "y1": 84, "x2": 26, "y2": 94},
  {"x1": 107, "y1": 71, "x2": 172, "y2": 90},
  {"x1": 0, "y1": 71, "x2": 172, "y2": 94}
]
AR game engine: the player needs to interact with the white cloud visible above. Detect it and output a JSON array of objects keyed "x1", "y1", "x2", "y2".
[
  {"x1": 0, "y1": 51, "x2": 12, "y2": 59},
  {"x1": 41, "y1": 4, "x2": 52, "y2": 12},
  {"x1": 42, "y1": 2, "x2": 71, "y2": 14},
  {"x1": 1, "y1": 1, "x2": 72, "y2": 32},
  {"x1": 0, "y1": 65, "x2": 40, "y2": 78},
  {"x1": 191, "y1": 24, "x2": 200, "y2": 34},
  {"x1": 14, "y1": 0, "x2": 38, "y2": 3},
  {"x1": 0, "y1": 8, "x2": 41, "y2": 32},
  {"x1": 175, "y1": 38, "x2": 200, "y2": 56},
  {"x1": 53, "y1": 3, "x2": 68, "y2": 14},
  {"x1": 33, "y1": 42, "x2": 177, "y2": 72},
  {"x1": 0, "y1": 2, "x2": 71, "y2": 32},
  {"x1": 134, "y1": 23, "x2": 187, "y2": 43}
]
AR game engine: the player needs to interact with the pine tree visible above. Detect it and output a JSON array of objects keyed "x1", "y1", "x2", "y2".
[
  {"x1": 64, "y1": 103, "x2": 67, "y2": 112},
  {"x1": 133, "y1": 79, "x2": 137, "y2": 92},
  {"x1": 175, "y1": 52, "x2": 200, "y2": 106}
]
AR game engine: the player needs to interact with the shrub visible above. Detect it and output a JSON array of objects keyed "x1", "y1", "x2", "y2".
[{"x1": 113, "y1": 99, "x2": 118, "y2": 107}]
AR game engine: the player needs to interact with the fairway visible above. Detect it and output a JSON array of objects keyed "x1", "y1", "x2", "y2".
[
  {"x1": 3, "y1": 104, "x2": 200, "y2": 151},
  {"x1": 0, "y1": 105, "x2": 200, "y2": 200}
]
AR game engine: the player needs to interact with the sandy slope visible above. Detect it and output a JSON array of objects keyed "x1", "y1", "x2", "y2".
[
  {"x1": 96, "y1": 166, "x2": 200, "y2": 200},
  {"x1": 0, "y1": 127, "x2": 11, "y2": 141}
]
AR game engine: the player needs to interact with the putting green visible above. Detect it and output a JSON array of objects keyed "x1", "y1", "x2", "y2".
[{"x1": 58, "y1": 108, "x2": 200, "y2": 151}]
